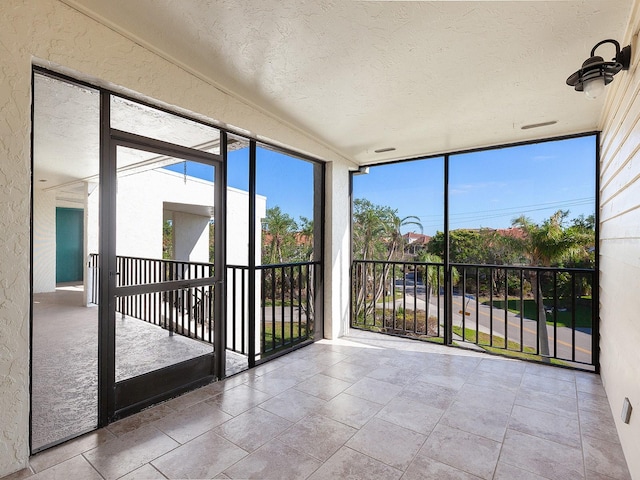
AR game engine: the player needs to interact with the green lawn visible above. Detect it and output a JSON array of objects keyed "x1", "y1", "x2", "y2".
[
  {"x1": 452, "y1": 325, "x2": 566, "y2": 365},
  {"x1": 484, "y1": 298, "x2": 593, "y2": 329},
  {"x1": 263, "y1": 322, "x2": 308, "y2": 352}
]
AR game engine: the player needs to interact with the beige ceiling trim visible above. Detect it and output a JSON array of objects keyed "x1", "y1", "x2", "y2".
[{"x1": 59, "y1": 0, "x2": 356, "y2": 166}]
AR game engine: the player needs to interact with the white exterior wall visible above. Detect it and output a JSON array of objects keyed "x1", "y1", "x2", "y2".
[
  {"x1": 32, "y1": 189, "x2": 57, "y2": 294},
  {"x1": 173, "y1": 212, "x2": 210, "y2": 263},
  {"x1": 226, "y1": 187, "x2": 266, "y2": 266},
  {"x1": 599, "y1": 2, "x2": 640, "y2": 478},
  {"x1": 225, "y1": 188, "x2": 267, "y2": 355},
  {"x1": 117, "y1": 169, "x2": 216, "y2": 260},
  {"x1": 0, "y1": 1, "x2": 349, "y2": 476}
]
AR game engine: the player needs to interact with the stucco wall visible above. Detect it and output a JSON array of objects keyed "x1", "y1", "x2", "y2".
[
  {"x1": 599, "y1": 2, "x2": 640, "y2": 478},
  {"x1": 32, "y1": 189, "x2": 57, "y2": 294},
  {"x1": 0, "y1": 1, "x2": 351, "y2": 476},
  {"x1": 324, "y1": 161, "x2": 352, "y2": 340},
  {"x1": 173, "y1": 212, "x2": 210, "y2": 263}
]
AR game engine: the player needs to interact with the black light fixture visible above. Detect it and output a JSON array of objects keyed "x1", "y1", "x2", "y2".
[{"x1": 566, "y1": 39, "x2": 632, "y2": 99}]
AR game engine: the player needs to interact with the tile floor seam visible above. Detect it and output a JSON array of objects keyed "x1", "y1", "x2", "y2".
[
  {"x1": 273, "y1": 416, "x2": 357, "y2": 465},
  {"x1": 495, "y1": 455, "x2": 556, "y2": 480},
  {"x1": 576, "y1": 397, "x2": 590, "y2": 480},
  {"x1": 340, "y1": 445, "x2": 408, "y2": 476},
  {"x1": 502, "y1": 428, "x2": 586, "y2": 480},
  {"x1": 429, "y1": 421, "x2": 503, "y2": 478},
  {"x1": 142, "y1": 462, "x2": 169, "y2": 480},
  {"x1": 399, "y1": 420, "x2": 431, "y2": 475},
  {"x1": 494, "y1": 398, "x2": 529, "y2": 480},
  {"x1": 420, "y1": 447, "x2": 491, "y2": 480},
  {"x1": 80, "y1": 452, "x2": 107, "y2": 480}
]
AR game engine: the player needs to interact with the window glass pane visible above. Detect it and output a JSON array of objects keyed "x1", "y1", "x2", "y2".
[
  {"x1": 32, "y1": 72, "x2": 100, "y2": 450},
  {"x1": 352, "y1": 158, "x2": 445, "y2": 261},
  {"x1": 111, "y1": 96, "x2": 221, "y2": 153},
  {"x1": 449, "y1": 136, "x2": 596, "y2": 267},
  {"x1": 257, "y1": 146, "x2": 315, "y2": 265}
]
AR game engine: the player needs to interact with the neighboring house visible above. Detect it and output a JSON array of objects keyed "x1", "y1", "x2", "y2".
[{"x1": 403, "y1": 232, "x2": 431, "y2": 256}]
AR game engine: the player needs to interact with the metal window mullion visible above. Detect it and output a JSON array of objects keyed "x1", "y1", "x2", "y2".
[
  {"x1": 504, "y1": 269, "x2": 508, "y2": 350},
  {"x1": 571, "y1": 273, "x2": 577, "y2": 362}
]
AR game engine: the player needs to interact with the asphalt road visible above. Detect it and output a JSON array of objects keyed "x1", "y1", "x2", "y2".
[{"x1": 391, "y1": 288, "x2": 593, "y2": 365}]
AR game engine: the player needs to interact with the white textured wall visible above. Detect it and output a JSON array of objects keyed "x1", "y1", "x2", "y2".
[
  {"x1": 226, "y1": 188, "x2": 266, "y2": 266},
  {"x1": 0, "y1": 1, "x2": 347, "y2": 476},
  {"x1": 225, "y1": 188, "x2": 266, "y2": 356},
  {"x1": 32, "y1": 189, "x2": 57, "y2": 294},
  {"x1": 173, "y1": 212, "x2": 210, "y2": 263},
  {"x1": 116, "y1": 171, "x2": 165, "y2": 260},
  {"x1": 599, "y1": 2, "x2": 640, "y2": 478}
]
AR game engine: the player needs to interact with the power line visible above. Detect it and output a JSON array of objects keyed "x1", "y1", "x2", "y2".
[{"x1": 411, "y1": 197, "x2": 594, "y2": 223}]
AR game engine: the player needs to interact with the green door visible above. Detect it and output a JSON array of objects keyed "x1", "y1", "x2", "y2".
[{"x1": 56, "y1": 207, "x2": 84, "y2": 283}]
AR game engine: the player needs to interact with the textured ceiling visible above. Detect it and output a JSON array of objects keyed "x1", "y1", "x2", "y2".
[{"x1": 61, "y1": 0, "x2": 633, "y2": 164}]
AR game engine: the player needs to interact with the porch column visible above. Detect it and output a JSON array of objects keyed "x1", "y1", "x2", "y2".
[{"x1": 324, "y1": 159, "x2": 356, "y2": 339}]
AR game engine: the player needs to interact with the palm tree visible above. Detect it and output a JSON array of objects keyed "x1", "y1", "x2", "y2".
[
  {"x1": 416, "y1": 252, "x2": 460, "y2": 326},
  {"x1": 387, "y1": 213, "x2": 423, "y2": 261},
  {"x1": 512, "y1": 210, "x2": 581, "y2": 361},
  {"x1": 352, "y1": 200, "x2": 424, "y2": 321},
  {"x1": 262, "y1": 206, "x2": 297, "y2": 264}
]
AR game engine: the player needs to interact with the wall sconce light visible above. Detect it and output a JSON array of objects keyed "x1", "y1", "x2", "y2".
[{"x1": 566, "y1": 39, "x2": 632, "y2": 99}]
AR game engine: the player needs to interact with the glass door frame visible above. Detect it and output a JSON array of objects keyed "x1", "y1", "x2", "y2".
[{"x1": 98, "y1": 93, "x2": 227, "y2": 423}]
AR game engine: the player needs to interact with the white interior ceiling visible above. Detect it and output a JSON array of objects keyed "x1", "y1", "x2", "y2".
[
  {"x1": 33, "y1": 74, "x2": 222, "y2": 194},
  {"x1": 58, "y1": 0, "x2": 633, "y2": 165}
]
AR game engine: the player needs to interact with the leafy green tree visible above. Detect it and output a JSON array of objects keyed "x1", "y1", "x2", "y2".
[
  {"x1": 511, "y1": 210, "x2": 584, "y2": 361},
  {"x1": 415, "y1": 252, "x2": 459, "y2": 321},
  {"x1": 352, "y1": 199, "x2": 395, "y2": 261},
  {"x1": 352, "y1": 199, "x2": 424, "y2": 320},
  {"x1": 565, "y1": 214, "x2": 596, "y2": 268},
  {"x1": 427, "y1": 229, "x2": 489, "y2": 264},
  {"x1": 262, "y1": 206, "x2": 298, "y2": 264},
  {"x1": 388, "y1": 214, "x2": 423, "y2": 261},
  {"x1": 297, "y1": 216, "x2": 314, "y2": 261},
  {"x1": 162, "y1": 220, "x2": 173, "y2": 259}
]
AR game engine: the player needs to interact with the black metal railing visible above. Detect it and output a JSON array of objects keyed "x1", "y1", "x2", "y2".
[
  {"x1": 116, "y1": 255, "x2": 216, "y2": 343},
  {"x1": 452, "y1": 263, "x2": 595, "y2": 367},
  {"x1": 227, "y1": 265, "x2": 249, "y2": 355},
  {"x1": 259, "y1": 261, "x2": 319, "y2": 355},
  {"x1": 352, "y1": 260, "x2": 444, "y2": 339},
  {"x1": 88, "y1": 254, "x2": 318, "y2": 358},
  {"x1": 351, "y1": 259, "x2": 596, "y2": 368}
]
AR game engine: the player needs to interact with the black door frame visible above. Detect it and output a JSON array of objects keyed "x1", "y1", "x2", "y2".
[{"x1": 98, "y1": 94, "x2": 227, "y2": 423}]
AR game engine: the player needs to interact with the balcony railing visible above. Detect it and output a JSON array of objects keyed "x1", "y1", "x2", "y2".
[
  {"x1": 259, "y1": 261, "x2": 319, "y2": 355},
  {"x1": 88, "y1": 254, "x2": 318, "y2": 359},
  {"x1": 351, "y1": 260, "x2": 444, "y2": 339},
  {"x1": 351, "y1": 259, "x2": 597, "y2": 369}
]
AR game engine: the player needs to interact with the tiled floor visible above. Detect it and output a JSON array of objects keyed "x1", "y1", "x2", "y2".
[
  {"x1": 7, "y1": 330, "x2": 631, "y2": 480},
  {"x1": 31, "y1": 286, "x2": 247, "y2": 450}
]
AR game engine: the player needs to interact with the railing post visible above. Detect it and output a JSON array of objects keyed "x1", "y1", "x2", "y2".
[{"x1": 443, "y1": 154, "x2": 453, "y2": 345}]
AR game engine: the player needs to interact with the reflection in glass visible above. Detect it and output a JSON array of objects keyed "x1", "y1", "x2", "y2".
[
  {"x1": 110, "y1": 96, "x2": 220, "y2": 153},
  {"x1": 31, "y1": 73, "x2": 100, "y2": 450},
  {"x1": 114, "y1": 147, "x2": 215, "y2": 381},
  {"x1": 225, "y1": 135, "x2": 252, "y2": 375},
  {"x1": 255, "y1": 145, "x2": 320, "y2": 356}
]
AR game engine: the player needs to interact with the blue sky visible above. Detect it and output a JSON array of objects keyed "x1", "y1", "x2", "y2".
[
  {"x1": 165, "y1": 146, "x2": 315, "y2": 224},
  {"x1": 353, "y1": 135, "x2": 596, "y2": 236},
  {"x1": 166, "y1": 135, "x2": 596, "y2": 235}
]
